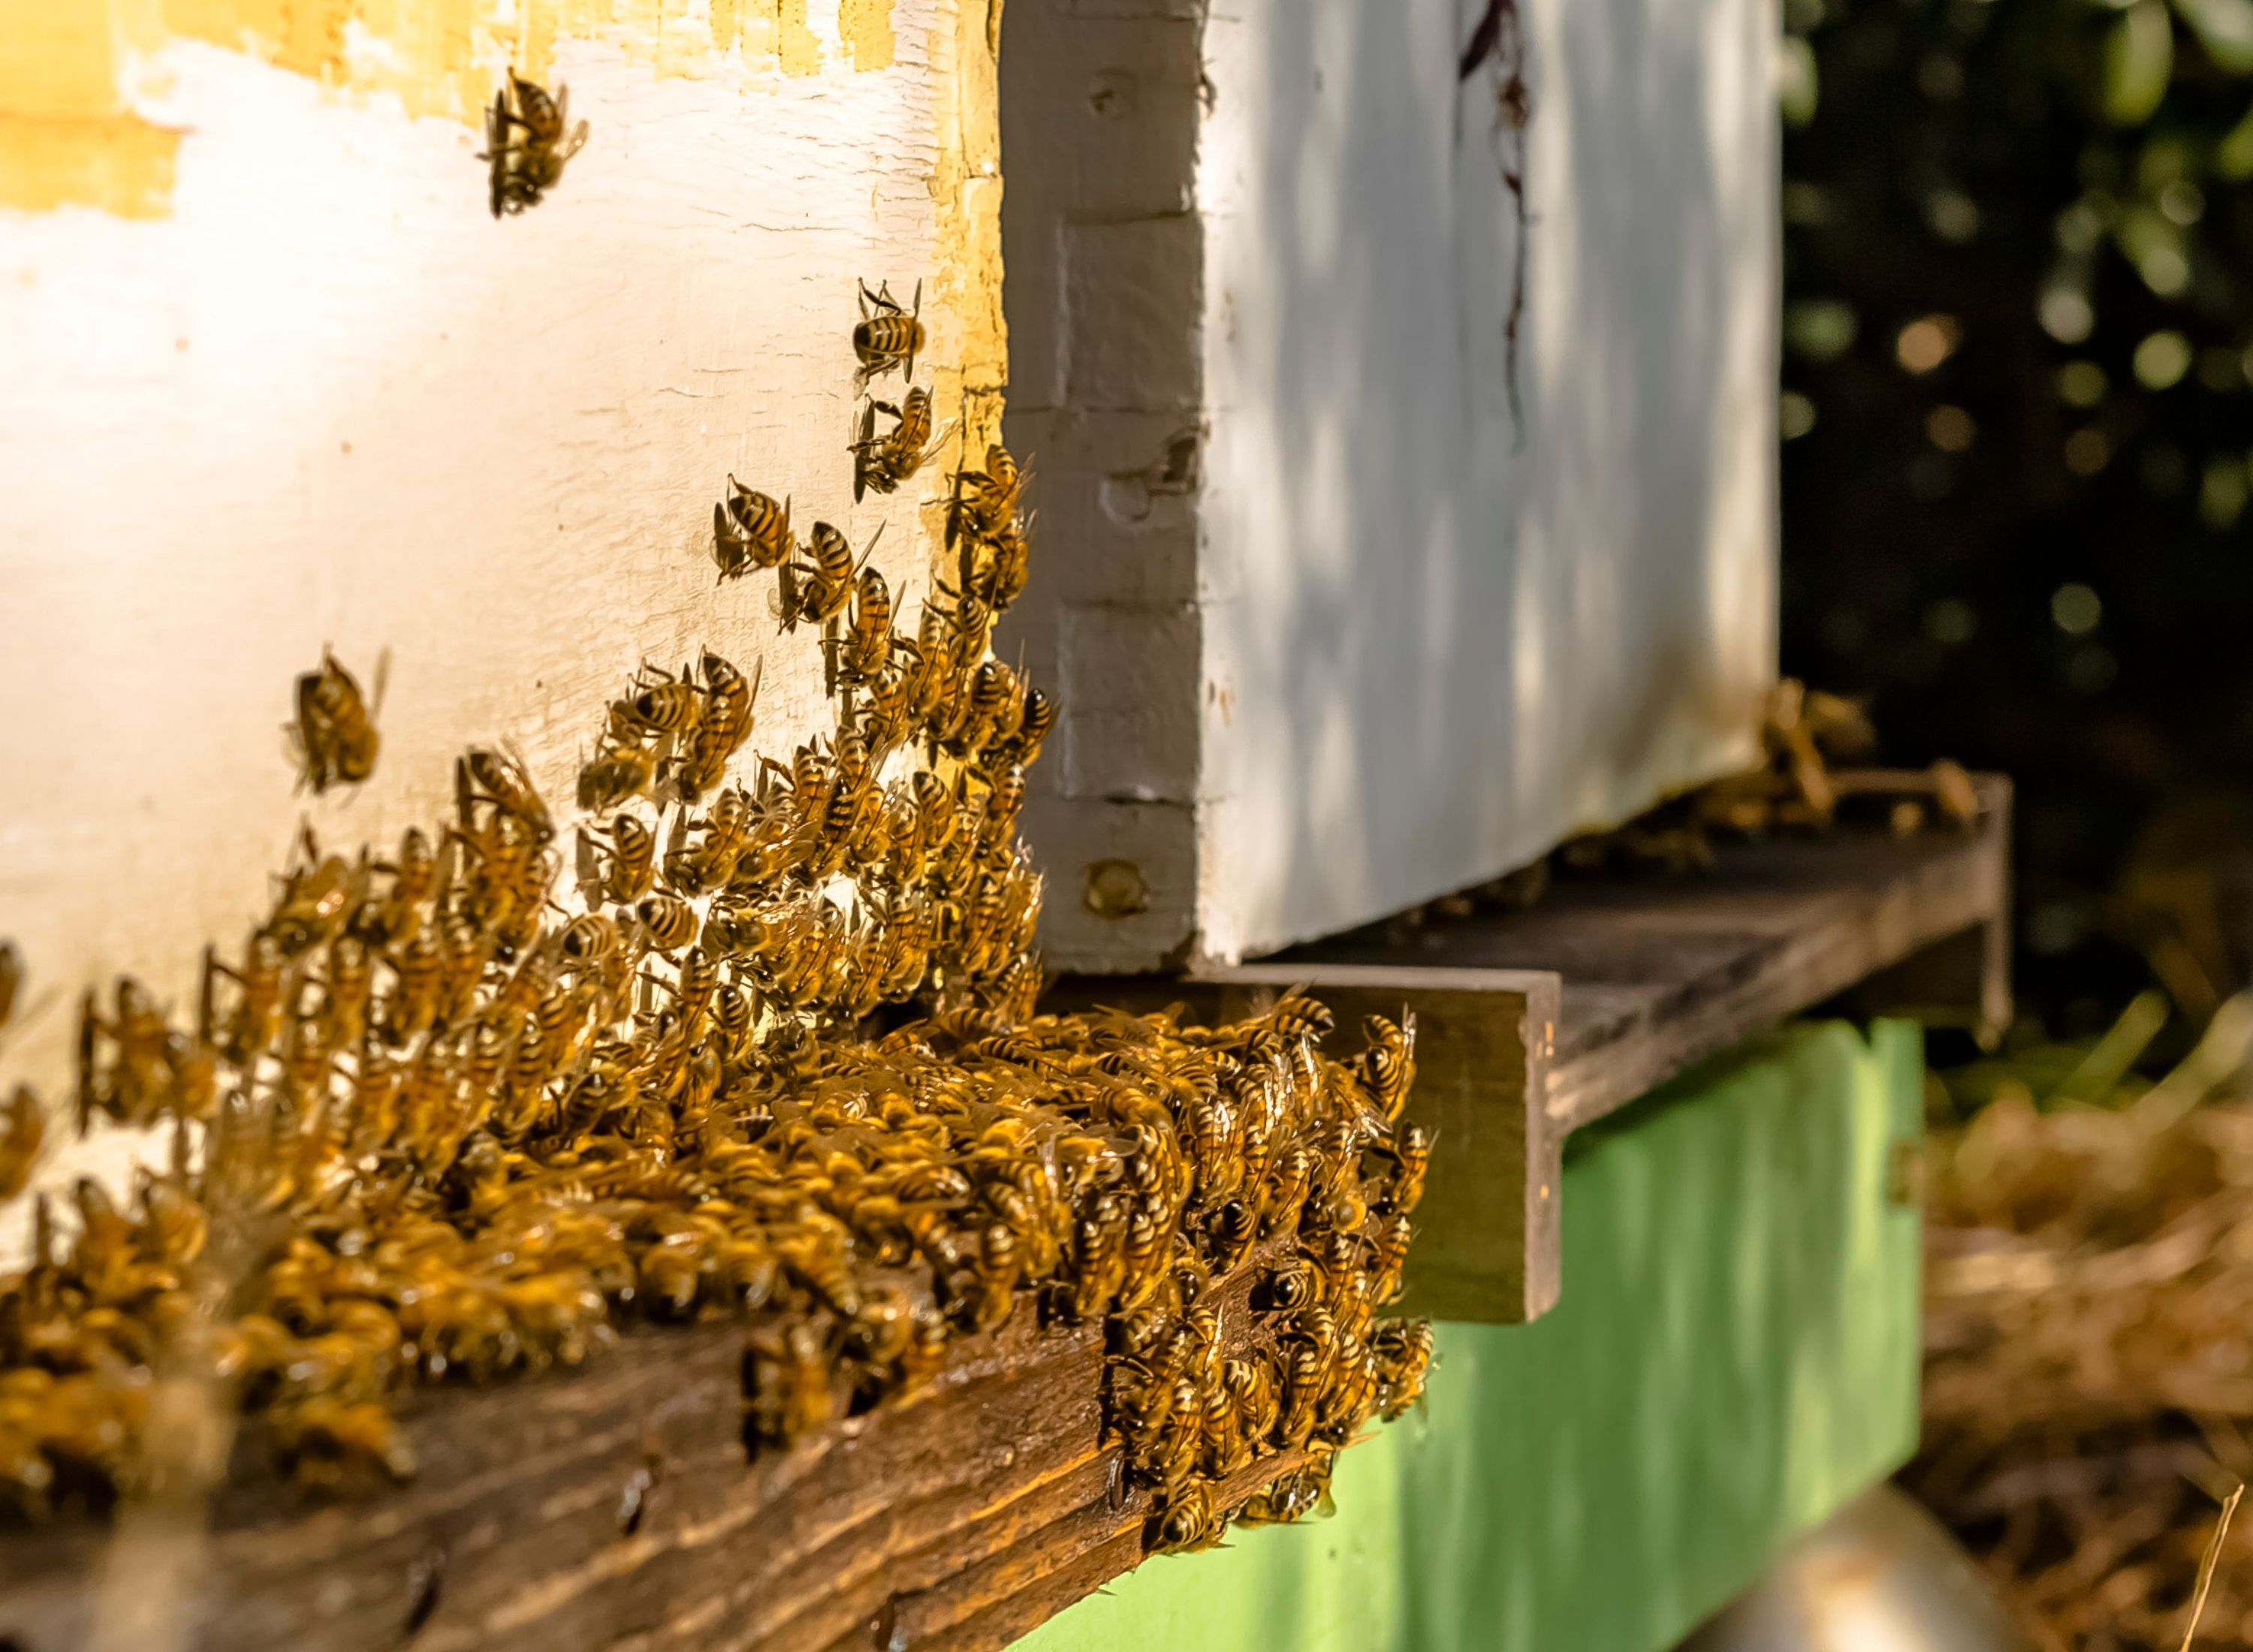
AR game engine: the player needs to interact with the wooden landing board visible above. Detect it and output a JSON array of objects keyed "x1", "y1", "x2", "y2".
[
  {"x1": 1220, "y1": 774, "x2": 2012, "y2": 1322},
  {"x1": 0, "y1": 1248, "x2": 1302, "y2": 1652}
]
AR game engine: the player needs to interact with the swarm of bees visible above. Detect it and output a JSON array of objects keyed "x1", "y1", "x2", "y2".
[
  {"x1": 481, "y1": 71, "x2": 590, "y2": 218},
  {"x1": 0, "y1": 294, "x2": 1428, "y2": 1553}
]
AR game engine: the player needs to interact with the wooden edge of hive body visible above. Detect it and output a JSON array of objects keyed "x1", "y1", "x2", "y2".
[
  {"x1": 1053, "y1": 773, "x2": 2012, "y2": 1329},
  {"x1": 1048, "y1": 965, "x2": 1564, "y2": 1327}
]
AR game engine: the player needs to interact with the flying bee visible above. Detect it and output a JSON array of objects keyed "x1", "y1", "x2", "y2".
[
  {"x1": 837, "y1": 568, "x2": 893, "y2": 689},
  {"x1": 780, "y1": 520, "x2": 876, "y2": 633},
  {"x1": 852, "y1": 277, "x2": 924, "y2": 384},
  {"x1": 0, "y1": 939, "x2": 20, "y2": 1035},
  {"x1": 580, "y1": 814, "x2": 657, "y2": 905},
  {"x1": 481, "y1": 71, "x2": 589, "y2": 217},
  {"x1": 290, "y1": 647, "x2": 387, "y2": 794},
  {"x1": 459, "y1": 747, "x2": 553, "y2": 842},
  {"x1": 0, "y1": 1086, "x2": 43, "y2": 1200},
  {"x1": 852, "y1": 388, "x2": 952, "y2": 501},
  {"x1": 635, "y1": 894, "x2": 700, "y2": 954},
  {"x1": 713, "y1": 479, "x2": 793, "y2": 581}
]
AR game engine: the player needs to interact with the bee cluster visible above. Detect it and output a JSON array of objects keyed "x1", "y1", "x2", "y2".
[{"x1": 0, "y1": 285, "x2": 1428, "y2": 1555}]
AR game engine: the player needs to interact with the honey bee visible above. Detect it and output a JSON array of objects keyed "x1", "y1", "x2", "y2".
[
  {"x1": 0, "y1": 1086, "x2": 43, "y2": 1200},
  {"x1": 664, "y1": 788, "x2": 756, "y2": 896},
  {"x1": 265, "y1": 831, "x2": 367, "y2": 958},
  {"x1": 745, "y1": 1320, "x2": 839, "y2": 1449},
  {"x1": 781, "y1": 521, "x2": 879, "y2": 632},
  {"x1": 1372, "y1": 1320, "x2": 1434, "y2": 1419},
  {"x1": 635, "y1": 894, "x2": 701, "y2": 955},
  {"x1": 853, "y1": 388, "x2": 951, "y2": 501},
  {"x1": 1271, "y1": 992, "x2": 1335, "y2": 1043},
  {"x1": 578, "y1": 737, "x2": 660, "y2": 813},
  {"x1": 1151, "y1": 1484, "x2": 1221, "y2": 1554},
  {"x1": 1223, "y1": 1354, "x2": 1280, "y2": 1443},
  {"x1": 201, "y1": 933, "x2": 288, "y2": 1065},
  {"x1": 852, "y1": 278, "x2": 924, "y2": 384},
  {"x1": 1208, "y1": 1198, "x2": 1258, "y2": 1272},
  {"x1": 0, "y1": 939, "x2": 20, "y2": 1035},
  {"x1": 1368, "y1": 1213, "x2": 1413, "y2": 1305},
  {"x1": 1378, "y1": 1122, "x2": 1431, "y2": 1218},
  {"x1": 836, "y1": 567, "x2": 894, "y2": 689},
  {"x1": 291, "y1": 647, "x2": 386, "y2": 794},
  {"x1": 482, "y1": 71, "x2": 590, "y2": 217},
  {"x1": 1238, "y1": 1452, "x2": 1338, "y2": 1525},
  {"x1": 78, "y1": 976, "x2": 183, "y2": 1128},
  {"x1": 949, "y1": 445, "x2": 1026, "y2": 548},
  {"x1": 1356, "y1": 1014, "x2": 1416, "y2": 1125},
  {"x1": 714, "y1": 480, "x2": 793, "y2": 581},
  {"x1": 459, "y1": 748, "x2": 554, "y2": 843},
  {"x1": 612, "y1": 669, "x2": 705, "y2": 739},
  {"x1": 581, "y1": 814, "x2": 658, "y2": 905},
  {"x1": 971, "y1": 515, "x2": 1033, "y2": 613},
  {"x1": 559, "y1": 912, "x2": 631, "y2": 973},
  {"x1": 676, "y1": 654, "x2": 760, "y2": 804},
  {"x1": 999, "y1": 684, "x2": 1056, "y2": 770}
]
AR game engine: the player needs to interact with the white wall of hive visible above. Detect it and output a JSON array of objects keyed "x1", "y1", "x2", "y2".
[
  {"x1": 0, "y1": 0, "x2": 1001, "y2": 1229},
  {"x1": 1001, "y1": 0, "x2": 1781, "y2": 969}
]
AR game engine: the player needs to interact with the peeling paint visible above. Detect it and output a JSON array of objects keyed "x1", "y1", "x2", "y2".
[
  {"x1": 837, "y1": 0, "x2": 896, "y2": 72},
  {"x1": 926, "y1": 0, "x2": 1006, "y2": 465},
  {"x1": 0, "y1": 0, "x2": 919, "y2": 216}
]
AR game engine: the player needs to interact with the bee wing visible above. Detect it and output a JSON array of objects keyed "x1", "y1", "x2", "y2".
[{"x1": 915, "y1": 418, "x2": 962, "y2": 472}]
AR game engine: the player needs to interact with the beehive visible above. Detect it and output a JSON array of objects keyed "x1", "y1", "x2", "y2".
[{"x1": 997, "y1": 0, "x2": 1783, "y2": 969}]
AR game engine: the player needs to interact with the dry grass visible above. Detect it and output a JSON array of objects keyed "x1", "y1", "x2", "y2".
[{"x1": 1915, "y1": 999, "x2": 2253, "y2": 1649}]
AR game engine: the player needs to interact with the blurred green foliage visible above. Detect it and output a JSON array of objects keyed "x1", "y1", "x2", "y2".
[{"x1": 1781, "y1": 0, "x2": 2253, "y2": 1044}]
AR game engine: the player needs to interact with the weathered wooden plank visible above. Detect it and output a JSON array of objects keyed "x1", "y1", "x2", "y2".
[
  {"x1": 0, "y1": 1247, "x2": 1302, "y2": 1652},
  {"x1": 1284, "y1": 777, "x2": 2010, "y2": 1140}
]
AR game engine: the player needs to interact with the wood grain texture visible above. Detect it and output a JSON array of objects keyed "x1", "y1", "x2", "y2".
[
  {"x1": 1285, "y1": 778, "x2": 2011, "y2": 1138},
  {"x1": 0, "y1": 1247, "x2": 1303, "y2": 1652}
]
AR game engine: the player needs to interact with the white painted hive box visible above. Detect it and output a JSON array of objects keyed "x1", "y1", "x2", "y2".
[
  {"x1": 997, "y1": 0, "x2": 1781, "y2": 971},
  {"x1": 0, "y1": 0, "x2": 1002, "y2": 1177}
]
